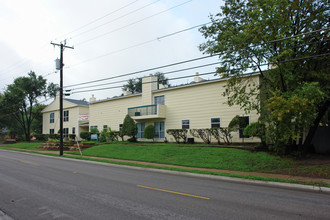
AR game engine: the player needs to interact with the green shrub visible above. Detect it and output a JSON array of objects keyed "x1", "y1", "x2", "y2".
[
  {"x1": 122, "y1": 115, "x2": 137, "y2": 138},
  {"x1": 90, "y1": 128, "x2": 99, "y2": 134},
  {"x1": 34, "y1": 134, "x2": 48, "y2": 141},
  {"x1": 69, "y1": 134, "x2": 76, "y2": 141},
  {"x1": 166, "y1": 129, "x2": 187, "y2": 144},
  {"x1": 210, "y1": 127, "x2": 232, "y2": 145},
  {"x1": 243, "y1": 122, "x2": 266, "y2": 145},
  {"x1": 80, "y1": 132, "x2": 90, "y2": 140},
  {"x1": 144, "y1": 125, "x2": 155, "y2": 141},
  {"x1": 190, "y1": 129, "x2": 212, "y2": 144},
  {"x1": 49, "y1": 134, "x2": 60, "y2": 139},
  {"x1": 127, "y1": 137, "x2": 137, "y2": 142}
]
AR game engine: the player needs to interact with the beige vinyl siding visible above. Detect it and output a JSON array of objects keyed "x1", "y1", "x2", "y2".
[
  {"x1": 152, "y1": 75, "x2": 260, "y2": 143},
  {"x1": 89, "y1": 95, "x2": 141, "y2": 132}
]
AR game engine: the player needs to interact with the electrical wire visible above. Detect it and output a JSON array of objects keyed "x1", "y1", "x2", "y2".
[
  {"x1": 68, "y1": 21, "x2": 212, "y2": 68},
  {"x1": 70, "y1": 0, "x2": 161, "y2": 39},
  {"x1": 64, "y1": 54, "x2": 219, "y2": 88},
  {"x1": 68, "y1": 52, "x2": 330, "y2": 95},
  {"x1": 55, "y1": 0, "x2": 140, "y2": 40},
  {"x1": 76, "y1": 0, "x2": 192, "y2": 46},
  {"x1": 68, "y1": 61, "x2": 221, "y2": 91}
]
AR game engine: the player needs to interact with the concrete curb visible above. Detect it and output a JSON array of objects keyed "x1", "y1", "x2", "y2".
[
  {"x1": 1, "y1": 149, "x2": 330, "y2": 193},
  {"x1": 0, "y1": 210, "x2": 13, "y2": 220}
]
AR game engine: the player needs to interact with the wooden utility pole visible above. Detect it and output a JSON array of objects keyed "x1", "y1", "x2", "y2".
[{"x1": 51, "y1": 41, "x2": 74, "y2": 156}]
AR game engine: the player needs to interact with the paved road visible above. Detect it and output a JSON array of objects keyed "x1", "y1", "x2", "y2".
[{"x1": 0, "y1": 150, "x2": 329, "y2": 220}]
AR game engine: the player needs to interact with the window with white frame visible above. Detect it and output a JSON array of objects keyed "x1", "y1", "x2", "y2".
[
  {"x1": 154, "y1": 122, "x2": 165, "y2": 138},
  {"x1": 63, "y1": 110, "x2": 69, "y2": 122},
  {"x1": 154, "y1": 95, "x2": 165, "y2": 105},
  {"x1": 63, "y1": 128, "x2": 69, "y2": 138},
  {"x1": 136, "y1": 123, "x2": 145, "y2": 139},
  {"x1": 50, "y1": 112, "x2": 54, "y2": 123},
  {"x1": 49, "y1": 129, "x2": 54, "y2": 134},
  {"x1": 211, "y1": 118, "x2": 221, "y2": 128},
  {"x1": 182, "y1": 120, "x2": 190, "y2": 129},
  {"x1": 103, "y1": 125, "x2": 108, "y2": 132},
  {"x1": 72, "y1": 127, "x2": 75, "y2": 134},
  {"x1": 119, "y1": 124, "x2": 123, "y2": 131}
]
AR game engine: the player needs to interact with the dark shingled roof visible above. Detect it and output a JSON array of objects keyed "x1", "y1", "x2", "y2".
[{"x1": 64, "y1": 98, "x2": 89, "y2": 106}]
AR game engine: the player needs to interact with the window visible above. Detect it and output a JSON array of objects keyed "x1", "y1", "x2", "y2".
[
  {"x1": 103, "y1": 125, "x2": 108, "y2": 132},
  {"x1": 90, "y1": 126, "x2": 98, "y2": 132},
  {"x1": 63, "y1": 110, "x2": 69, "y2": 122},
  {"x1": 50, "y1": 113, "x2": 54, "y2": 123},
  {"x1": 136, "y1": 123, "x2": 145, "y2": 139},
  {"x1": 72, "y1": 127, "x2": 75, "y2": 134},
  {"x1": 154, "y1": 122, "x2": 165, "y2": 139},
  {"x1": 154, "y1": 95, "x2": 165, "y2": 105},
  {"x1": 211, "y1": 118, "x2": 221, "y2": 128},
  {"x1": 49, "y1": 129, "x2": 54, "y2": 134},
  {"x1": 182, "y1": 120, "x2": 190, "y2": 129},
  {"x1": 119, "y1": 124, "x2": 123, "y2": 131},
  {"x1": 63, "y1": 128, "x2": 69, "y2": 138},
  {"x1": 239, "y1": 116, "x2": 250, "y2": 138}
]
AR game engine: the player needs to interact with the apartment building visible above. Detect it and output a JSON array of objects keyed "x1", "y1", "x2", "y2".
[
  {"x1": 88, "y1": 73, "x2": 261, "y2": 143},
  {"x1": 42, "y1": 95, "x2": 89, "y2": 139},
  {"x1": 42, "y1": 73, "x2": 260, "y2": 143}
]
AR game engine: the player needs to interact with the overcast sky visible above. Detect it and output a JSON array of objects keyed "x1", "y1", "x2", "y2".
[{"x1": 0, "y1": 0, "x2": 224, "y2": 102}]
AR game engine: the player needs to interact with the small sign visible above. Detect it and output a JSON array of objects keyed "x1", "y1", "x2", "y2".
[
  {"x1": 79, "y1": 114, "x2": 89, "y2": 121},
  {"x1": 91, "y1": 134, "x2": 98, "y2": 141}
]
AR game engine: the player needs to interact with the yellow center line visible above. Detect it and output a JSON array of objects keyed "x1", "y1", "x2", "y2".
[
  {"x1": 137, "y1": 185, "x2": 210, "y2": 200},
  {"x1": 19, "y1": 160, "x2": 40, "y2": 166}
]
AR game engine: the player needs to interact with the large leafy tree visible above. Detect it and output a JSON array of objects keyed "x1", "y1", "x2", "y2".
[
  {"x1": 1, "y1": 71, "x2": 55, "y2": 141},
  {"x1": 122, "y1": 72, "x2": 170, "y2": 94},
  {"x1": 199, "y1": 0, "x2": 329, "y2": 153}
]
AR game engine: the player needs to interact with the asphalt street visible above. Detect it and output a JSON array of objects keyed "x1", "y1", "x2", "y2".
[{"x1": 0, "y1": 149, "x2": 329, "y2": 219}]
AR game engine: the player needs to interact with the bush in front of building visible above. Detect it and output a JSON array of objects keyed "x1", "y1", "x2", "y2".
[
  {"x1": 80, "y1": 132, "x2": 90, "y2": 141},
  {"x1": 210, "y1": 127, "x2": 232, "y2": 145},
  {"x1": 166, "y1": 129, "x2": 187, "y2": 144},
  {"x1": 190, "y1": 129, "x2": 212, "y2": 144},
  {"x1": 49, "y1": 134, "x2": 60, "y2": 140},
  {"x1": 144, "y1": 125, "x2": 155, "y2": 141},
  {"x1": 34, "y1": 134, "x2": 48, "y2": 142},
  {"x1": 122, "y1": 114, "x2": 137, "y2": 140}
]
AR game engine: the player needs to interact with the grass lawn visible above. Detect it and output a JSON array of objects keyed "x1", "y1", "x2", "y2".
[
  {"x1": 69, "y1": 143, "x2": 296, "y2": 172},
  {"x1": 1, "y1": 142, "x2": 43, "y2": 150}
]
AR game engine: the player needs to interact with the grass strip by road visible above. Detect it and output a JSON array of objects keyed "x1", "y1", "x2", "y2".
[
  {"x1": 67, "y1": 143, "x2": 296, "y2": 172},
  {"x1": 1, "y1": 142, "x2": 329, "y2": 188}
]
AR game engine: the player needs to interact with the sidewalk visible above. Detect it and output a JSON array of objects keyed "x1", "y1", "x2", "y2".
[{"x1": 1, "y1": 147, "x2": 330, "y2": 186}]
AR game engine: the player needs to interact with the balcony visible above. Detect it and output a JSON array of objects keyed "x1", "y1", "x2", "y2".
[{"x1": 128, "y1": 104, "x2": 166, "y2": 120}]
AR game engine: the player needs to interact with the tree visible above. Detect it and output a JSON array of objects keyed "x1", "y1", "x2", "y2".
[
  {"x1": 30, "y1": 104, "x2": 47, "y2": 134},
  {"x1": 154, "y1": 72, "x2": 170, "y2": 87},
  {"x1": 1, "y1": 71, "x2": 51, "y2": 141},
  {"x1": 199, "y1": 0, "x2": 329, "y2": 153},
  {"x1": 122, "y1": 78, "x2": 142, "y2": 94},
  {"x1": 122, "y1": 114, "x2": 137, "y2": 139},
  {"x1": 144, "y1": 125, "x2": 155, "y2": 141},
  {"x1": 122, "y1": 72, "x2": 170, "y2": 94}
]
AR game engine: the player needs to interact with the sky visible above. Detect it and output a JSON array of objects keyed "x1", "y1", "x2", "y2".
[{"x1": 0, "y1": 0, "x2": 224, "y2": 102}]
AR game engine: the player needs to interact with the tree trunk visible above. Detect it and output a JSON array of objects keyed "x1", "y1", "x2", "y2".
[{"x1": 303, "y1": 99, "x2": 329, "y2": 153}]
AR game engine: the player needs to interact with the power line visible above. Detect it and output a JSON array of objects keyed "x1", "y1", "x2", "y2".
[
  {"x1": 68, "y1": 21, "x2": 211, "y2": 68},
  {"x1": 76, "y1": 0, "x2": 192, "y2": 46},
  {"x1": 68, "y1": 61, "x2": 221, "y2": 91},
  {"x1": 70, "y1": 0, "x2": 161, "y2": 39},
  {"x1": 64, "y1": 54, "x2": 219, "y2": 88},
  {"x1": 55, "y1": 0, "x2": 140, "y2": 40},
  {"x1": 68, "y1": 52, "x2": 330, "y2": 95}
]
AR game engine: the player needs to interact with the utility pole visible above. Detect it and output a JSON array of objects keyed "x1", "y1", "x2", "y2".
[{"x1": 51, "y1": 41, "x2": 74, "y2": 156}]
